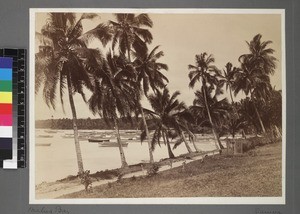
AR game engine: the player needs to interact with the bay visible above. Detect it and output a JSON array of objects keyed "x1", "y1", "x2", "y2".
[{"x1": 35, "y1": 129, "x2": 217, "y2": 184}]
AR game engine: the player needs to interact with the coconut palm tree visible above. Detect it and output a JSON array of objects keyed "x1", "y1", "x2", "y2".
[
  {"x1": 219, "y1": 62, "x2": 240, "y2": 105},
  {"x1": 233, "y1": 55, "x2": 273, "y2": 133},
  {"x1": 133, "y1": 45, "x2": 169, "y2": 163},
  {"x1": 88, "y1": 52, "x2": 137, "y2": 168},
  {"x1": 237, "y1": 98, "x2": 260, "y2": 135},
  {"x1": 109, "y1": 13, "x2": 153, "y2": 61},
  {"x1": 240, "y1": 34, "x2": 276, "y2": 76},
  {"x1": 143, "y1": 87, "x2": 194, "y2": 155},
  {"x1": 234, "y1": 34, "x2": 277, "y2": 133},
  {"x1": 190, "y1": 88, "x2": 229, "y2": 148},
  {"x1": 140, "y1": 114, "x2": 175, "y2": 159},
  {"x1": 188, "y1": 52, "x2": 224, "y2": 150},
  {"x1": 35, "y1": 13, "x2": 111, "y2": 174}
]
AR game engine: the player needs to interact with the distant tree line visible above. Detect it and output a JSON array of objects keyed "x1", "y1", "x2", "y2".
[{"x1": 36, "y1": 118, "x2": 139, "y2": 130}]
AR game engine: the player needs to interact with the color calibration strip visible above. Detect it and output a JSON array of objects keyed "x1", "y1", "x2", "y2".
[
  {"x1": 0, "y1": 49, "x2": 26, "y2": 169},
  {"x1": 0, "y1": 57, "x2": 13, "y2": 162}
]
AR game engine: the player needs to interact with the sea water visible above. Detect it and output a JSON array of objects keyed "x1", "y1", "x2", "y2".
[{"x1": 35, "y1": 129, "x2": 218, "y2": 184}]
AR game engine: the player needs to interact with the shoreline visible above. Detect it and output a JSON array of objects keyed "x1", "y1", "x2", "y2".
[
  {"x1": 36, "y1": 149, "x2": 216, "y2": 199},
  {"x1": 61, "y1": 141, "x2": 282, "y2": 198},
  {"x1": 36, "y1": 136, "x2": 281, "y2": 199}
]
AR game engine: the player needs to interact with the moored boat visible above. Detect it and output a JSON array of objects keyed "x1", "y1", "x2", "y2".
[
  {"x1": 44, "y1": 130, "x2": 57, "y2": 134},
  {"x1": 88, "y1": 138, "x2": 110, "y2": 143},
  {"x1": 125, "y1": 131, "x2": 136, "y2": 134},
  {"x1": 37, "y1": 135, "x2": 53, "y2": 138},
  {"x1": 36, "y1": 143, "x2": 51, "y2": 146},
  {"x1": 98, "y1": 141, "x2": 129, "y2": 147}
]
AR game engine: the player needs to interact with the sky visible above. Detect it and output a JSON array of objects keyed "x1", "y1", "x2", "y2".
[{"x1": 34, "y1": 11, "x2": 283, "y2": 120}]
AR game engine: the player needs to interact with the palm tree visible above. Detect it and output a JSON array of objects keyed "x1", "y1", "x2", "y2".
[
  {"x1": 143, "y1": 87, "x2": 194, "y2": 155},
  {"x1": 188, "y1": 52, "x2": 224, "y2": 150},
  {"x1": 88, "y1": 53, "x2": 137, "y2": 168},
  {"x1": 219, "y1": 62, "x2": 240, "y2": 105},
  {"x1": 190, "y1": 89, "x2": 229, "y2": 149},
  {"x1": 133, "y1": 46, "x2": 169, "y2": 163},
  {"x1": 234, "y1": 55, "x2": 273, "y2": 133},
  {"x1": 35, "y1": 13, "x2": 111, "y2": 174},
  {"x1": 240, "y1": 34, "x2": 276, "y2": 76},
  {"x1": 141, "y1": 113, "x2": 175, "y2": 159},
  {"x1": 172, "y1": 109, "x2": 200, "y2": 153},
  {"x1": 234, "y1": 34, "x2": 277, "y2": 133},
  {"x1": 109, "y1": 13, "x2": 153, "y2": 61}
]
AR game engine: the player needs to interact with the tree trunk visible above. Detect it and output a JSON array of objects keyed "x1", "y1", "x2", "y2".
[
  {"x1": 140, "y1": 106, "x2": 154, "y2": 163},
  {"x1": 229, "y1": 87, "x2": 235, "y2": 105},
  {"x1": 67, "y1": 75, "x2": 84, "y2": 174},
  {"x1": 181, "y1": 132, "x2": 193, "y2": 153},
  {"x1": 274, "y1": 125, "x2": 282, "y2": 138},
  {"x1": 113, "y1": 117, "x2": 128, "y2": 168},
  {"x1": 229, "y1": 87, "x2": 239, "y2": 117},
  {"x1": 163, "y1": 132, "x2": 175, "y2": 158},
  {"x1": 202, "y1": 84, "x2": 224, "y2": 150},
  {"x1": 126, "y1": 40, "x2": 131, "y2": 62},
  {"x1": 211, "y1": 128, "x2": 222, "y2": 150},
  {"x1": 190, "y1": 134, "x2": 201, "y2": 152},
  {"x1": 253, "y1": 101, "x2": 266, "y2": 133}
]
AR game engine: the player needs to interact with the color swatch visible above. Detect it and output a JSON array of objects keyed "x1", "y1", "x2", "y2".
[
  {"x1": 0, "y1": 49, "x2": 27, "y2": 169},
  {"x1": 0, "y1": 57, "x2": 13, "y2": 160}
]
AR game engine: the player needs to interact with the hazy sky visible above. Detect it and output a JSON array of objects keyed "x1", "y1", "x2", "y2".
[{"x1": 34, "y1": 11, "x2": 283, "y2": 120}]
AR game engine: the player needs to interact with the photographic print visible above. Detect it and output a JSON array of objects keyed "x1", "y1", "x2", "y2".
[{"x1": 29, "y1": 8, "x2": 285, "y2": 204}]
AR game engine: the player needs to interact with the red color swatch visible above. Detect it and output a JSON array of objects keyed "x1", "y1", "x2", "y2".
[{"x1": 0, "y1": 103, "x2": 12, "y2": 115}]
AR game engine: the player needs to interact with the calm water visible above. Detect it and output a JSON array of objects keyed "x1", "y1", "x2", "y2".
[{"x1": 35, "y1": 129, "x2": 218, "y2": 184}]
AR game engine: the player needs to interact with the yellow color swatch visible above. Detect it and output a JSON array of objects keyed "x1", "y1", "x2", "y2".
[{"x1": 0, "y1": 92, "x2": 12, "y2": 103}]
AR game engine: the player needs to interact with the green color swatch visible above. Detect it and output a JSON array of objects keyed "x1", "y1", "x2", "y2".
[{"x1": 0, "y1": 80, "x2": 12, "y2": 92}]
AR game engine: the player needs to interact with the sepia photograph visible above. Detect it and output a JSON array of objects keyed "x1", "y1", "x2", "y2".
[{"x1": 29, "y1": 9, "x2": 285, "y2": 204}]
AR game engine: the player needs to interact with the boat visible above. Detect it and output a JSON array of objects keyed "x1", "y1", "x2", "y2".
[
  {"x1": 88, "y1": 138, "x2": 110, "y2": 143},
  {"x1": 36, "y1": 143, "x2": 51, "y2": 146},
  {"x1": 44, "y1": 130, "x2": 57, "y2": 134},
  {"x1": 37, "y1": 135, "x2": 53, "y2": 138},
  {"x1": 125, "y1": 131, "x2": 136, "y2": 134},
  {"x1": 98, "y1": 141, "x2": 128, "y2": 147},
  {"x1": 62, "y1": 135, "x2": 74, "y2": 139},
  {"x1": 121, "y1": 137, "x2": 136, "y2": 141}
]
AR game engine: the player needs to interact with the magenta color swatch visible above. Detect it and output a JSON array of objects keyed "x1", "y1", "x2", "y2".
[{"x1": 0, "y1": 114, "x2": 12, "y2": 126}]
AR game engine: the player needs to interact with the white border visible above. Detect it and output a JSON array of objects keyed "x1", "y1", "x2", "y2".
[{"x1": 29, "y1": 8, "x2": 286, "y2": 204}]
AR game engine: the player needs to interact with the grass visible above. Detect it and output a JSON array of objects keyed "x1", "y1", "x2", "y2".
[{"x1": 60, "y1": 141, "x2": 282, "y2": 198}]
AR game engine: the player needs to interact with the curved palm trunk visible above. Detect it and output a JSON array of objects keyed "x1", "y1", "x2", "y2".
[
  {"x1": 229, "y1": 87, "x2": 235, "y2": 105},
  {"x1": 126, "y1": 40, "x2": 131, "y2": 62},
  {"x1": 190, "y1": 134, "x2": 201, "y2": 152},
  {"x1": 274, "y1": 125, "x2": 282, "y2": 138},
  {"x1": 229, "y1": 87, "x2": 240, "y2": 122},
  {"x1": 140, "y1": 107, "x2": 154, "y2": 163},
  {"x1": 163, "y1": 131, "x2": 175, "y2": 158},
  {"x1": 113, "y1": 117, "x2": 128, "y2": 168},
  {"x1": 229, "y1": 88, "x2": 237, "y2": 114},
  {"x1": 252, "y1": 101, "x2": 266, "y2": 134},
  {"x1": 180, "y1": 132, "x2": 193, "y2": 153},
  {"x1": 67, "y1": 75, "x2": 84, "y2": 174},
  {"x1": 202, "y1": 84, "x2": 224, "y2": 150}
]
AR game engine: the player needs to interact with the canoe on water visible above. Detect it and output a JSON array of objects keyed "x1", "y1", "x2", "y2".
[
  {"x1": 98, "y1": 141, "x2": 129, "y2": 147},
  {"x1": 37, "y1": 135, "x2": 53, "y2": 138},
  {"x1": 88, "y1": 138, "x2": 110, "y2": 143},
  {"x1": 36, "y1": 143, "x2": 51, "y2": 146}
]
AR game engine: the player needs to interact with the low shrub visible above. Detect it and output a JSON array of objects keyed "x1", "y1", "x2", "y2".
[
  {"x1": 147, "y1": 163, "x2": 160, "y2": 177},
  {"x1": 78, "y1": 170, "x2": 93, "y2": 192}
]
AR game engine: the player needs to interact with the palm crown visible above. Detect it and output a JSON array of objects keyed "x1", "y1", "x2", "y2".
[
  {"x1": 36, "y1": 13, "x2": 111, "y2": 109},
  {"x1": 133, "y1": 45, "x2": 169, "y2": 97},
  {"x1": 109, "y1": 13, "x2": 153, "y2": 60}
]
